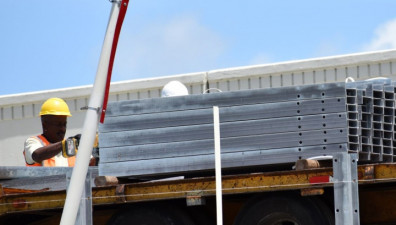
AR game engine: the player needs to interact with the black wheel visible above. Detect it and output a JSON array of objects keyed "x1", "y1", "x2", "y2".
[
  {"x1": 233, "y1": 194, "x2": 334, "y2": 225},
  {"x1": 186, "y1": 205, "x2": 216, "y2": 225},
  {"x1": 310, "y1": 196, "x2": 334, "y2": 225},
  {"x1": 107, "y1": 203, "x2": 195, "y2": 225}
]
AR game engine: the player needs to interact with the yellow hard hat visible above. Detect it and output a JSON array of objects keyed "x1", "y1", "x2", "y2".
[{"x1": 39, "y1": 98, "x2": 72, "y2": 116}]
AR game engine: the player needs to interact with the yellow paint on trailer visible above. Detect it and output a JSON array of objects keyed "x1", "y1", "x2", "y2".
[
  {"x1": 120, "y1": 169, "x2": 333, "y2": 203},
  {"x1": 0, "y1": 190, "x2": 66, "y2": 215},
  {"x1": 3, "y1": 163, "x2": 396, "y2": 222},
  {"x1": 1, "y1": 168, "x2": 333, "y2": 216}
]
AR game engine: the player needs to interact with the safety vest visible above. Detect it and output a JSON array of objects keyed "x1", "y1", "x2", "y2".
[{"x1": 24, "y1": 135, "x2": 76, "y2": 167}]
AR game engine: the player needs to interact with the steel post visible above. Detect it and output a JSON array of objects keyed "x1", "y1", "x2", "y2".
[
  {"x1": 333, "y1": 152, "x2": 360, "y2": 225},
  {"x1": 67, "y1": 170, "x2": 93, "y2": 225}
]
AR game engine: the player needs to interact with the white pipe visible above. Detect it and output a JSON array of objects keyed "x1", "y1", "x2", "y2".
[
  {"x1": 60, "y1": 2, "x2": 122, "y2": 225},
  {"x1": 213, "y1": 106, "x2": 223, "y2": 225}
]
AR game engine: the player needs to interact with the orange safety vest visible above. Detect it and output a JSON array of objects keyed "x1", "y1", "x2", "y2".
[{"x1": 24, "y1": 135, "x2": 75, "y2": 167}]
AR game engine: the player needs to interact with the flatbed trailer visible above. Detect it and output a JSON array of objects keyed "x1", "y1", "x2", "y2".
[
  {"x1": 4, "y1": 0, "x2": 396, "y2": 223},
  {"x1": 4, "y1": 78, "x2": 396, "y2": 225},
  {"x1": 1, "y1": 162, "x2": 396, "y2": 225}
]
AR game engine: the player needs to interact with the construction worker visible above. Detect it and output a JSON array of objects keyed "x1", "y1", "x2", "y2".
[{"x1": 23, "y1": 98, "x2": 92, "y2": 167}]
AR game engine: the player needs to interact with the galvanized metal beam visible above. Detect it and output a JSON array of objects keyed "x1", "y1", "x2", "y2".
[
  {"x1": 105, "y1": 82, "x2": 346, "y2": 117},
  {"x1": 333, "y1": 152, "x2": 360, "y2": 225},
  {"x1": 100, "y1": 97, "x2": 346, "y2": 132}
]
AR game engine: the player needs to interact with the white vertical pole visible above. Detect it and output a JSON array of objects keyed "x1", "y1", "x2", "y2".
[
  {"x1": 59, "y1": 2, "x2": 122, "y2": 225},
  {"x1": 213, "y1": 106, "x2": 223, "y2": 225}
]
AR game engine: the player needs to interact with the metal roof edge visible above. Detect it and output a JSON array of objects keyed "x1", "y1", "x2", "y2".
[
  {"x1": 0, "y1": 72, "x2": 206, "y2": 107},
  {"x1": 2, "y1": 49, "x2": 396, "y2": 107},
  {"x1": 207, "y1": 49, "x2": 396, "y2": 80}
]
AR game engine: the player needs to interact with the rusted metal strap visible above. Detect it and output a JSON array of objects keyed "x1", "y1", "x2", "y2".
[{"x1": 115, "y1": 184, "x2": 126, "y2": 202}]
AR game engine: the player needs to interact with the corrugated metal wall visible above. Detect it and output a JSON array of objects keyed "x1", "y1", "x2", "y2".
[{"x1": 1, "y1": 49, "x2": 396, "y2": 166}]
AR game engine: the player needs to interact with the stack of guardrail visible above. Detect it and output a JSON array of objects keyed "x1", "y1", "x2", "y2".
[
  {"x1": 345, "y1": 78, "x2": 394, "y2": 162},
  {"x1": 98, "y1": 79, "x2": 395, "y2": 178}
]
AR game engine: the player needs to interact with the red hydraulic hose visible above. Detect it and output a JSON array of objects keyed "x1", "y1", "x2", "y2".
[{"x1": 100, "y1": 0, "x2": 129, "y2": 123}]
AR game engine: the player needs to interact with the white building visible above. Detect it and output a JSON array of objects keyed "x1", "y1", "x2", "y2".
[{"x1": 1, "y1": 49, "x2": 396, "y2": 166}]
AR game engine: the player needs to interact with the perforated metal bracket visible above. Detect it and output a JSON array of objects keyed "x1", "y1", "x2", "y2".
[
  {"x1": 66, "y1": 170, "x2": 93, "y2": 225},
  {"x1": 332, "y1": 152, "x2": 360, "y2": 225},
  {"x1": 186, "y1": 191, "x2": 206, "y2": 206}
]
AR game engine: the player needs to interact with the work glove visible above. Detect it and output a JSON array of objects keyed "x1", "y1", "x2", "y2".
[{"x1": 61, "y1": 134, "x2": 81, "y2": 157}]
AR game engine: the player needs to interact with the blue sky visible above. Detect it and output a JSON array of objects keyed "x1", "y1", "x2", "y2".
[{"x1": 1, "y1": 1, "x2": 396, "y2": 96}]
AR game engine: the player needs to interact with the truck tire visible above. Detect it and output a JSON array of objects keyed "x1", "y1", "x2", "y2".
[
  {"x1": 106, "y1": 203, "x2": 195, "y2": 225},
  {"x1": 186, "y1": 206, "x2": 216, "y2": 225},
  {"x1": 233, "y1": 194, "x2": 334, "y2": 225}
]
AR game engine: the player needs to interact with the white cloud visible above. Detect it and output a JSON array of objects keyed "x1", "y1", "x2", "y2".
[
  {"x1": 363, "y1": 18, "x2": 396, "y2": 51},
  {"x1": 114, "y1": 15, "x2": 225, "y2": 80}
]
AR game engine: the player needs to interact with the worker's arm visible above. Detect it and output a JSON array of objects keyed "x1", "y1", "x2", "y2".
[
  {"x1": 32, "y1": 142, "x2": 63, "y2": 162},
  {"x1": 32, "y1": 142, "x2": 97, "y2": 165},
  {"x1": 24, "y1": 136, "x2": 59, "y2": 165},
  {"x1": 25, "y1": 135, "x2": 79, "y2": 164}
]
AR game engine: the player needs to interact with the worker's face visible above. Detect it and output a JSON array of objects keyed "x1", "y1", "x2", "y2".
[{"x1": 42, "y1": 115, "x2": 68, "y2": 143}]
